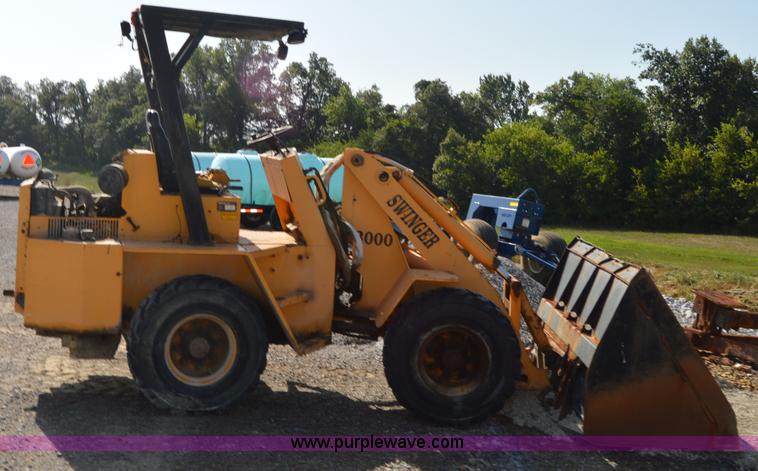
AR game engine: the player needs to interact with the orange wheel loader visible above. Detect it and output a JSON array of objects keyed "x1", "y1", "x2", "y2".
[{"x1": 8, "y1": 5, "x2": 737, "y2": 434}]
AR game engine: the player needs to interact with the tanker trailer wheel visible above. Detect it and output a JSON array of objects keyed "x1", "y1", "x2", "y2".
[
  {"x1": 463, "y1": 218, "x2": 498, "y2": 249},
  {"x1": 127, "y1": 276, "x2": 268, "y2": 411},
  {"x1": 519, "y1": 231, "x2": 567, "y2": 285},
  {"x1": 383, "y1": 288, "x2": 521, "y2": 424},
  {"x1": 241, "y1": 209, "x2": 270, "y2": 229}
]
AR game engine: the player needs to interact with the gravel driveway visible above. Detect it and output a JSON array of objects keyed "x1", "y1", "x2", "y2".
[{"x1": 0, "y1": 199, "x2": 755, "y2": 470}]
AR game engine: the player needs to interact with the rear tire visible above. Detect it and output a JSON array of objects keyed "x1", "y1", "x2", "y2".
[
  {"x1": 383, "y1": 288, "x2": 520, "y2": 425},
  {"x1": 463, "y1": 218, "x2": 498, "y2": 249},
  {"x1": 519, "y1": 231, "x2": 567, "y2": 285},
  {"x1": 241, "y1": 209, "x2": 269, "y2": 229},
  {"x1": 127, "y1": 276, "x2": 268, "y2": 411}
]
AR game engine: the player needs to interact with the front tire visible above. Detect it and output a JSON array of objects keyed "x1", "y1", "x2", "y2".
[
  {"x1": 127, "y1": 276, "x2": 268, "y2": 411},
  {"x1": 383, "y1": 288, "x2": 521, "y2": 425},
  {"x1": 519, "y1": 231, "x2": 567, "y2": 285},
  {"x1": 463, "y1": 218, "x2": 499, "y2": 249}
]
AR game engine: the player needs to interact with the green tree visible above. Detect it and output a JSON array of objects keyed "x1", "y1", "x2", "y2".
[
  {"x1": 88, "y1": 67, "x2": 148, "y2": 165},
  {"x1": 432, "y1": 129, "x2": 496, "y2": 205},
  {"x1": 221, "y1": 40, "x2": 280, "y2": 142},
  {"x1": 35, "y1": 79, "x2": 69, "y2": 161},
  {"x1": 356, "y1": 85, "x2": 396, "y2": 131},
  {"x1": 433, "y1": 122, "x2": 595, "y2": 224},
  {"x1": 182, "y1": 44, "x2": 222, "y2": 149},
  {"x1": 407, "y1": 79, "x2": 470, "y2": 143},
  {"x1": 373, "y1": 79, "x2": 484, "y2": 177},
  {"x1": 63, "y1": 79, "x2": 91, "y2": 161},
  {"x1": 0, "y1": 76, "x2": 41, "y2": 149},
  {"x1": 478, "y1": 74, "x2": 531, "y2": 127},
  {"x1": 279, "y1": 53, "x2": 345, "y2": 148},
  {"x1": 537, "y1": 72, "x2": 657, "y2": 170},
  {"x1": 183, "y1": 40, "x2": 280, "y2": 150},
  {"x1": 324, "y1": 85, "x2": 367, "y2": 141},
  {"x1": 636, "y1": 36, "x2": 758, "y2": 145},
  {"x1": 184, "y1": 113, "x2": 205, "y2": 150},
  {"x1": 537, "y1": 72, "x2": 660, "y2": 222},
  {"x1": 706, "y1": 123, "x2": 757, "y2": 230},
  {"x1": 648, "y1": 142, "x2": 711, "y2": 229},
  {"x1": 371, "y1": 117, "x2": 427, "y2": 171},
  {"x1": 312, "y1": 84, "x2": 396, "y2": 156},
  {"x1": 481, "y1": 122, "x2": 582, "y2": 221}
]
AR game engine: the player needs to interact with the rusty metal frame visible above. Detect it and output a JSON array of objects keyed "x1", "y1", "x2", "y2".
[{"x1": 683, "y1": 290, "x2": 757, "y2": 365}]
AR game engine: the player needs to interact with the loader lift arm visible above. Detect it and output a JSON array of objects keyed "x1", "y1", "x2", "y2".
[
  {"x1": 128, "y1": 5, "x2": 307, "y2": 245},
  {"x1": 316, "y1": 150, "x2": 737, "y2": 434}
]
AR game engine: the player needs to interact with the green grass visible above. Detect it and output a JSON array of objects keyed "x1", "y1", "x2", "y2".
[
  {"x1": 545, "y1": 227, "x2": 758, "y2": 308},
  {"x1": 49, "y1": 169, "x2": 98, "y2": 189}
]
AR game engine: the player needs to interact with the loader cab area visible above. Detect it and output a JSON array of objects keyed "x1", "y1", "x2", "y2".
[
  {"x1": 13, "y1": 6, "x2": 336, "y2": 357},
  {"x1": 126, "y1": 4, "x2": 308, "y2": 246}
]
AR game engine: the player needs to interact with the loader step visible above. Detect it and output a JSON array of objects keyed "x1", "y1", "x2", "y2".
[
  {"x1": 332, "y1": 318, "x2": 378, "y2": 339},
  {"x1": 275, "y1": 290, "x2": 312, "y2": 308}
]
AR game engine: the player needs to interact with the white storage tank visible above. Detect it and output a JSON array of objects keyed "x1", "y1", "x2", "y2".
[
  {"x1": 0, "y1": 146, "x2": 9, "y2": 176},
  {"x1": 6, "y1": 145, "x2": 42, "y2": 179}
]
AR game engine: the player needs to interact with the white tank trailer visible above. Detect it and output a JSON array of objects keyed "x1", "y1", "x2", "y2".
[
  {"x1": 0, "y1": 147, "x2": 9, "y2": 175},
  {"x1": 0, "y1": 144, "x2": 42, "y2": 179}
]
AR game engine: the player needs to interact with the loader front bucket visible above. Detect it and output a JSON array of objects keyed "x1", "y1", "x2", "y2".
[{"x1": 535, "y1": 238, "x2": 737, "y2": 435}]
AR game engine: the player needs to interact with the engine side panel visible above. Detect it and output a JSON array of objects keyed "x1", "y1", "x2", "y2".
[{"x1": 22, "y1": 239, "x2": 123, "y2": 333}]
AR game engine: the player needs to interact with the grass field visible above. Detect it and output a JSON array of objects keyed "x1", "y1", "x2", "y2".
[
  {"x1": 547, "y1": 227, "x2": 758, "y2": 308},
  {"x1": 50, "y1": 169, "x2": 98, "y2": 188}
]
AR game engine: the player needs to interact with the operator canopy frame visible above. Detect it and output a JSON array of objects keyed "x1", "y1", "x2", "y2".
[{"x1": 124, "y1": 5, "x2": 307, "y2": 245}]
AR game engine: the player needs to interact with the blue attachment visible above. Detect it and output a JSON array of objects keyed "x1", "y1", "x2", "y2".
[
  {"x1": 490, "y1": 240, "x2": 556, "y2": 271},
  {"x1": 465, "y1": 189, "x2": 545, "y2": 246},
  {"x1": 191, "y1": 150, "x2": 344, "y2": 209},
  {"x1": 466, "y1": 189, "x2": 557, "y2": 270},
  {"x1": 0, "y1": 178, "x2": 22, "y2": 186},
  {"x1": 514, "y1": 245, "x2": 559, "y2": 271}
]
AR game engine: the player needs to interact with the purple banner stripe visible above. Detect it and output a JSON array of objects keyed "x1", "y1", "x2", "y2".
[{"x1": 0, "y1": 435, "x2": 755, "y2": 453}]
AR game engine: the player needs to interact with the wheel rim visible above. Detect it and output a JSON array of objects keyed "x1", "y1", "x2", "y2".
[
  {"x1": 164, "y1": 313, "x2": 238, "y2": 387},
  {"x1": 415, "y1": 325, "x2": 491, "y2": 397},
  {"x1": 243, "y1": 213, "x2": 266, "y2": 225},
  {"x1": 525, "y1": 256, "x2": 544, "y2": 275}
]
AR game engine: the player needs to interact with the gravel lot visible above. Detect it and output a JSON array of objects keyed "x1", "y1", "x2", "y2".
[{"x1": 0, "y1": 198, "x2": 755, "y2": 470}]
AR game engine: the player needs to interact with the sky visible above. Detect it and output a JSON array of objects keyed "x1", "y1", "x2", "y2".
[{"x1": 1, "y1": 0, "x2": 756, "y2": 105}]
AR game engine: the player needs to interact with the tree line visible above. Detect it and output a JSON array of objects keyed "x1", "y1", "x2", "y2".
[{"x1": 0, "y1": 36, "x2": 755, "y2": 232}]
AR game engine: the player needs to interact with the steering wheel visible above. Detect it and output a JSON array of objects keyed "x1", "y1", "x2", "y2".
[{"x1": 246, "y1": 125, "x2": 295, "y2": 152}]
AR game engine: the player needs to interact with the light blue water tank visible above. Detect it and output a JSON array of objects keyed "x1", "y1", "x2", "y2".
[
  {"x1": 191, "y1": 152, "x2": 217, "y2": 172},
  {"x1": 295, "y1": 152, "x2": 344, "y2": 204},
  {"x1": 192, "y1": 150, "x2": 343, "y2": 207}
]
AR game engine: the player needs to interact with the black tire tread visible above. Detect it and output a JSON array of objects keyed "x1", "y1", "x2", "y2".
[
  {"x1": 383, "y1": 288, "x2": 521, "y2": 425},
  {"x1": 241, "y1": 210, "x2": 269, "y2": 229},
  {"x1": 520, "y1": 231, "x2": 567, "y2": 285},
  {"x1": 534, "y1": 231, "x2": 567, "y2": 256},
  {"x1": 463, "y1": 218, "x2": 499, "y2": 249},
  {"x1": 127, "y1": 275, "x2": 267, "y2": 411}
]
